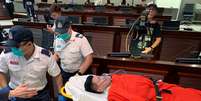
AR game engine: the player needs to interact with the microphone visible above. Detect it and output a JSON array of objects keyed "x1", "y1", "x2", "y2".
[{"x1": 139, "y1": 10, "x2": 149, "y2": 27}]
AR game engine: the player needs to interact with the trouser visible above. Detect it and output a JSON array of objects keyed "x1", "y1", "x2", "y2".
[
  {"x1": 9, "y1": 86, "x2": 51, "y2": 101},
  {"x1": 5, "y1": 3, "x2": 14, "y2": 17},
  {"x1": 25, "y1": 4, "x2": 35, "y2": 18}
]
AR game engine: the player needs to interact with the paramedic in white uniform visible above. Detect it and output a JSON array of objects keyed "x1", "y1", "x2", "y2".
[
  {"x1": 53, "y1": 16, "x2": 93, "y2": 83},
  {"x1": 0, "y1": 26, "x2": 63, "y2": 101}
]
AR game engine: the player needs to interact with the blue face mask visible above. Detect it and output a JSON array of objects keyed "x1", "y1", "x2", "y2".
[
  {"x1": 11, "y1": 48, "x2": 24, "y2": 56},
  {"x1": 54, "y1": 33, "x2": 71, "y2": 52},
  {"x1": 57, "y1": 33, "x2": 71, "y2": 41}
]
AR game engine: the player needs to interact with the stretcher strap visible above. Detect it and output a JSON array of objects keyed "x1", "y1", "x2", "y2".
[
  {"x1": 152, "y1": 80, "x2": 162, "y2": 101},
  {"x1": 60, "y1": 83, "x2": 73, "y2": 99}
]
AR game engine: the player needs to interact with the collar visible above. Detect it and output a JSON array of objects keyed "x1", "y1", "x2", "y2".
[
  {"x1": 69, "y1": 30, "x2": 78, "y2": 41},
  {"x1": 31, "y1": 44, "x2": 40, "y2": 59}
]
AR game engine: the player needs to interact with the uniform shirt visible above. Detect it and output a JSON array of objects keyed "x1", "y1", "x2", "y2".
[
  {"x1": 0, "y1": 45, "x2": 61, "y2": 91},
  {"x1": 54, "y1": 30, "x2": 93, "y2": 73}
]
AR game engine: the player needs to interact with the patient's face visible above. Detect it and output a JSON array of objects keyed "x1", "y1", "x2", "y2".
[{"x1": 92, "y1": 75, "x2": 111, "y2": 93}]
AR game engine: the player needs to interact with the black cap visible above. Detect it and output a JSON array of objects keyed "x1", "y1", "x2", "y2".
[
  {"x1": 6, "y1": 26, "x2": 33, "y2": 47},
  {"x1": 55, "y1": 16, "x2": 70, "y2": 34}
]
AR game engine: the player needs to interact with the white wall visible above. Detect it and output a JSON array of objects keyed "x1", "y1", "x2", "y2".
[{"x1": 155, "y1": 0, "x2": 182, "y2": 8}]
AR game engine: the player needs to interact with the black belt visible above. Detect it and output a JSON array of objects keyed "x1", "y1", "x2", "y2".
[
  {"x1": 37, "y1": 85, "x2": 49, "y2": 94},
  {"x1": 151, "y1": 79, "x2": 162, "y2": 101}
]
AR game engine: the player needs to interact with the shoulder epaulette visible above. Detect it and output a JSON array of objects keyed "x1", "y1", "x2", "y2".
[
  {"x1": 75, "y1": 33, "x2": 83, "y2": 38},
  {"x1": 4, "y1": 48, "x2": 11, "y2": 54},
  {"x1": 41, "y1": 49, "x2": 50, "y2": 57}
]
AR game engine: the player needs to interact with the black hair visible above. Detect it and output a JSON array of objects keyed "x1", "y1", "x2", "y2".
[
  {"x1": 147, "y1": 4, "x2": 158, "y2": 12},
  {"x1": 84, "y1": 75, "x2": 100, "y2": 93},
  {"x1": 49, "y1": 4, "x2": 61, "y2": 13}
]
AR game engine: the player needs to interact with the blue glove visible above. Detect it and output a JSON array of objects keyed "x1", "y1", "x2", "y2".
[
  {"x1": 58, "y1": 94, "x2": 66, "y2": 101},
  {"x1": 0, "y1": 86, "x2": 10, "y2": 101}
]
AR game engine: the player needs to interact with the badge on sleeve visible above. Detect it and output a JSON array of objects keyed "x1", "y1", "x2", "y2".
[{"x1": 9, "y1": 59, "x2": 19, "y2": 65}]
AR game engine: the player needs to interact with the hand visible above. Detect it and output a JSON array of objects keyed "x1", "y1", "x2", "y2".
[
  {"x1": 46, "y1": 25, "x2": 54, "y2": 33},
  {"x1": 9, "y1": 84, "x2": 38, "y2": 98},
  {"x1": 142, "y1": 47, "x2": 152, "y2": 54},
  {"x1": 58, "y1": 94, "x2": 66, "y2": 101}
]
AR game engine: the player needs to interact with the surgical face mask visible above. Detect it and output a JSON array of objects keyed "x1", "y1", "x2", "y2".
[
  {"x1": 11, "y1": 47, "x2": 24, "y2": 56},
  {"x1": 57, "y1": 33, "x2": 71, "y2": 41},
  {"x1": 54, "y1": 33, "x2": 71, "y2": 52}
]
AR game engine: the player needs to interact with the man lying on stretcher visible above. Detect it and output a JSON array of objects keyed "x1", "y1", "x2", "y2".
[{"x1": 81, "y1": 74, "x2": 201, "y2": 101}]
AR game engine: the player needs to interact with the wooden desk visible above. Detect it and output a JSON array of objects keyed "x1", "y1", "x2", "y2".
[
  {"x1": 12, "y1": 19, "x2": 47, "y2": 29},
  {"x1": 71, "y1": 24, "x2": 201, "y2": 61},
  {"x1": 12, "y1": 21, "x2": 201, "y2": 61},
  {"x1": 37, "y1": 9, "x2": 170, "y2": 25},
  {"x1": 93, "y1": 56, "x2": 201, "y2": 84},
  {"x1": 72, "y1": 24, "x2": 128, "y2": 52},
  {"x1": 36, "y1": 3, "x2": 164, "y2": 14}
]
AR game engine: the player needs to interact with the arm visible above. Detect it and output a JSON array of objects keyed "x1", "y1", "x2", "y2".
[
  {"x1": 0, "y1": 72, "x2": 7, "y2": 88},
  {"x1": 53, "y1": 52, "x2": 60, "y2": 62},
  {"x1": 47, "y1": 53, "x2": 63, "y2": 92},
  {"x1": 150, "y1": 37, "x2": 161, "y2": 49},
  {"x1": 0, "y1": 72, "x2": 37, "y2": 98},
  {"x1": 78, "y1": 53, "x2": 93, "y2": 74},
  {"x1": 142, "y1": 37, "x2": 161, "y2": 54},
  {"x1": 79, "y1": 36, "x2": 94, "y2": 74},
  {"x1": 54, "y1": 74, "x2": 63, "y2": 92}
]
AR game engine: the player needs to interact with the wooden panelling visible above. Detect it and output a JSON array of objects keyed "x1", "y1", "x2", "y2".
[
  {"x1": 84, "y1": 31, "x2": 114, "y2": 56},
  {"x1": 160, "y1": 38, "x2": 200, "y2": 61},
  {"x1": 12, "y1": 21, "x2": 201, "y2": 62}
]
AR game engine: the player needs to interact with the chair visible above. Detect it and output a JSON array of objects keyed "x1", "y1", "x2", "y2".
[
  {"x1": 119, "y1": 6, "x2": 132, "y2": 13},
  {"x1": 182, "y1": 4, "x2": 195, "y2": 21},
  {"x1": 92, "y1": 16, "x2": 108, "y2": 25},
  {"x1": 68, "y1": 16, "x2": 81, "y2": 24},
  {"x1": 95, "y1": 5, "x2": 105, "y2": 12}
]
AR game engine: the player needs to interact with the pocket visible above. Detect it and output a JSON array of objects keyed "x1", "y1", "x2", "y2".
[
  {"x1": 32, "y1": 65, "x2": 47, "y2": 73},
  {"x1": 30, "y1": 66, "x2": 47, "y2": 78},
  {"x1": 69, "y1": 48, "x2": 79, "y2": 54}
]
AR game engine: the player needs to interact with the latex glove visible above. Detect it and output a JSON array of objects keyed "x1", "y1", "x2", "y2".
[
  {"x1": 0, "y1": 86, "x2": 10, "y2": 100},
  {"x1": 58, "y1": 94, "x2": 66, "y2": 101},
  {"x1": 142, "y1": 47, "x2": 152, "y2": 54}
]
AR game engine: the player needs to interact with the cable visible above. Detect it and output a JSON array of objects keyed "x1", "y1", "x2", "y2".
[{"x1": 125, "y1": 17, "x2": 140, "y2": 51}]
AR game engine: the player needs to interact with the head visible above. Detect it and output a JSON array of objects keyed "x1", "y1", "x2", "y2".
[
  {"x1": 55, "y1": 16, "x2": 71, "y2": 35},
  {"x1": 6, "y1": 26, "x2": 34, "y2": 57},
  {"x1": 84, "y1": 75, "x2": 111, "y2": 93},
  {"x1": 49, "y1": 4, "x2": 61, "y2": 20},
  {"x1": 147, "y1": 4, "x2": 158, "y2": 20}
]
